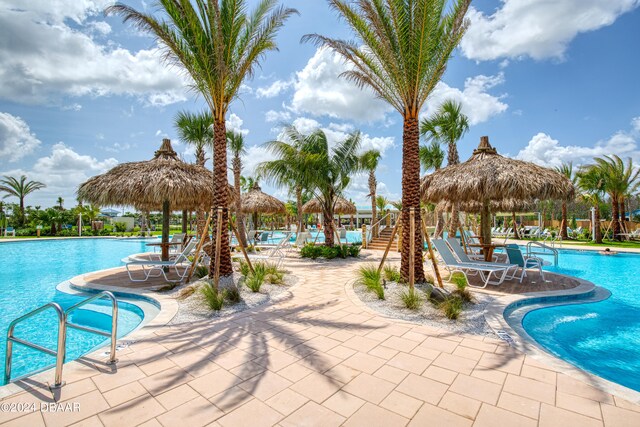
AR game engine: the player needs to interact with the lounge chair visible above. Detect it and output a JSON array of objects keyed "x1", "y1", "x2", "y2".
[
  {"x1": 295, "y1": 231, "x2": 312, "y2": 246},
  {"x1": 256, "y1": 231, "x2": 271, "y2": 245},
  {"x1": 123, "y1": 240, "x2": 199, "y2": 282},
  {"x1": 431, "y1": 239, "x2": 517, "y2": 289},
  {"x1": 245, "y1": 232, "x2": 292, "y2": 267},
  {"x1": 504, "y1": 244, "x2": 546, "y2": 283},
  {"x1": 4, "y1": 226, "x2": 15, "y2": 237}
]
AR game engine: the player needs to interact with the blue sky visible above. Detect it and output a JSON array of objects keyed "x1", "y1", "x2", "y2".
[{"x1": 1, "y1": 0, "x2": 639, "y2": 208}]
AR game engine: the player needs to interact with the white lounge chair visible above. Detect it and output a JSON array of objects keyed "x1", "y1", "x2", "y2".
[
  {"x1": 123, "y1": 240, "x2": 199, "y2": 282},
  {"x1": 295, "y1": 231, "x2": 312, "y2": 246},
  {"x1": 504, "y1": 244, "x2": 546, "y2": 283},
  {"x1": 431, "y1": 239, "x2": 517, "y2": 289},
  {"x1": 4, "y1": 226, "x2": 15, "y2": 237},
  {"x1": 245, "y1": 232, "x2": 292, "y2": 268}
]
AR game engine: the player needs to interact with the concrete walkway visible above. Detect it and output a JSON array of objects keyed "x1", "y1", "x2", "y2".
[{"x1": 2, "y1": 257, "x2": 640, "y2": 427}]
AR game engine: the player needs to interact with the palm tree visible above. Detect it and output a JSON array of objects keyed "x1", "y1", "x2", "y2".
[
  {"x1": 555, "y1": 162, "x2": 575, "y2": 239},
  {"x1": 359, "y1": 150, "x2": 381, "y2": 234},
  {"x1": 421, "y1": 99, "x2": 469, "y2": 234},
  {"x1": 594, "y1": 155, "x2": 640, "y2": 241},
  {"x1": 304, "y1": 0, "x2": 471, "y2": 281},
  {"x1": 0, "y1": 175, "x2": 46, "y2": 226},
  {"x1": 82, "y1": 204, "x2": 102, "y2": 231},
  {"x1": 56, "y1": 196, "x2": 64, "y2": 210},
  {"x1": 576, "y1": 165, "x2": 606, "y2": 243},
  {"x1": 375, "y1": 195, "x2": 389, "y2": 220},
  {"x1": 108, "y1": 0, "x2": 297, "y2": 280},
  {"x1": 227, "y1": 130, "x2": 247, "y2": 246},
  {"x1": 258, "y1": 126, "x2": 314, "y2": 233},
  {"x1": 419, "y1": 140, "x2": 445, "y2": 237}
]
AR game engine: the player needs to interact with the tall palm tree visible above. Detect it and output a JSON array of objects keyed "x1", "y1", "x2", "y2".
[
  {"x1": 0, "y1": 175, "x2": 46, "y2": 226},
  {"x1": 175, "y1": 110, "x2": 213, "y2": 242},
  {"x1": 227, "y1": 130, "x2": 247, "y2": 246},
  {"x1": 576, "y1": 165, "x2": 606, "y2": 243},
  {"x1": 108, "y1": 0, "x2": 297, "y2": 280},
  {"x1": 419, "y1": 140, "x2": 445, "y2": 237},
  {"x1": 304, "y1": 0, "x2": 471, "y2": 281},
  {"x1": 594, "y1": 155, "x2": 640, "y2": 241},
  {"x1": 421, "y1": 99, "x2": 469, "y2": 234},
  {"x1": 555, "y1": 162, "x2": 575, "y2": 239},
  {"x1": 375, "y1": 195, "x2": 389, "y2": 219},
  {"x1": 258, "y1": 126, "x2": 313, "y2": 233},
  {"x1": 359, "y1": 150, "x2": 381, "y2": 234},
  {"x1": 56, "y1": 197, "x2": 64, "y2": 210}
]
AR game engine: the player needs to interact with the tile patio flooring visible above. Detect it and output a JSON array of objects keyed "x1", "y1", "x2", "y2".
[{"x1": 2, "y1": 255, "x2": 640, "y2": 426}]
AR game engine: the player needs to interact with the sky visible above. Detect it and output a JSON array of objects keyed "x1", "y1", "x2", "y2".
[{"x1": 1, "y1": 0, "x2": 639, "y2": 209}]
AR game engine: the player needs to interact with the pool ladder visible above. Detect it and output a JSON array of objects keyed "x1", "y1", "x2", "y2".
[
  {"x1": 4, "y1": 291, "x2": 119, "y2": 388},
  {"x1": 526, "y1": 241, "x2": 559, "y2": 266}
]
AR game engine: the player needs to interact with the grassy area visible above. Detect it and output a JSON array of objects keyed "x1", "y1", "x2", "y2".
[{"x1": 518, "y1": 237, "x2": 640, "y2": 249}]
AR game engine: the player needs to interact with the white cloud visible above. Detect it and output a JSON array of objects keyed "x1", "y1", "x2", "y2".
[
  {"x1": 264, "y1": 110, "x2": 291, "y2": 123},
  {"x1": 632, "y1": 116, "x2": 640, "y2": 132},
  {"x1": 87, "y1": 21, "x2": 112, "y2": 36},
  {"x1": 291, "y1": 48, "x2": 392, "y2": 123},
  {"x1": 62, "y1": 103, "x2": 83, "y2": 111},
  {"x1": 256, "y1": 79, "x2": 294, "y2": 98},
  {"x1": 0, "y1": 112, "x2": 42, "y2": 162},
  {"x1": 461, "y1": 0, "x2": 640, "y2": 61},
  {"x1": 423, "y1": 73, "x2": 508, "y2": 125},
  {"x1": 241, "y1": 145, "x2": 276, "y2": 180},
  {"x1": 226, "y1": 113, "x2": 249, "y2": 136},
  {"x1": 1, "y1": 142, "x2": 118, "y2": 206},
  {"x1": 515, "y1": 117, "x2": 640, "y2": 168},
  {"x1": 0, "y1": 2, "x2": 188, "y2": 106},
  {"x1": 101, "y1": 142, "x2": 132, "y2": 153}
]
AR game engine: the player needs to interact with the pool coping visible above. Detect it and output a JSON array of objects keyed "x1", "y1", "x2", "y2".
[
  {"x1": 484, "y1": 272, "x2": 640, "y2": 404},
  {"x1": 0, "y1": 266, "x2": 179, "y2": 400}
]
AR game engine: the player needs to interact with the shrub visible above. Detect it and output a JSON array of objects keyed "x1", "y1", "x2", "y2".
[
  {"x1": 225, "y1": 287, "x2": 242, "y2": 303},
  {"x1": 245, "y1": 263, "x2": 266, "y2": 292},
  {"x1": 357, "y1": 265, "x2": 384, "y2": 300},
  {"x1": 265, "y1": 263, "x2": 285, "y2": 284},
  {"x1": 336, "y1": 244, "x2": 350, "y2": 259},
  {"x1": 439, "y1": 296, "x2": 463, "y2": 320},
  {"x1": 200, "y1": 282, "x2": 225, "y2": 310},
  {"x1": 193, "y1": 264, "x2": 209, "y2": 279},
  {"x1": 401, "y1": 288, "x2": 423, "y2": 310},
  {"x1": 450, "y1": 272, "x2": 473, "y2": 303},
  {"x1": 238, "y1": 260, "x2": 251, "y2": 277},
  {"x1": 15, "y1": 227, "x2": 36, "y2": 236},
  {"x1": 321, "y1": 246, "x2": 338, "y2": 259},
  {"x1": 348, "y1": 244, "x2": 361, "y2": 257},
  {"x1": 113, "y1": 222, "x2": 127, "y2": 232},
  {"x1": 300, "y1": 244, "x2": 322, "y2": 259},
  {"x1": 424, "y1": 274, "x2": 435, "y2": 285},
  {"x1": 383, "y1": 265, "x2": 402, "y2": 283}
]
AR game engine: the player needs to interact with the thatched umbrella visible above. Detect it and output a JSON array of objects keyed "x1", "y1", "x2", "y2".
[
  {"x1": 78, "y1": 138, "x2": 235, "y2": 261},
  {"x1": 421, "y1": 136, "x2": 574, "y2": 244},
  {"x1": 302, "y1": 196, "x2": 357, "y2": 215},
  {"x1": 240, "y1": 183, "x2": 285, "y2": 230}
]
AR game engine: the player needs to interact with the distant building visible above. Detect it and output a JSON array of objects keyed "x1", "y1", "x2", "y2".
[{"x1": 100, "y1": 208, "x2": 120, "y2": 218}]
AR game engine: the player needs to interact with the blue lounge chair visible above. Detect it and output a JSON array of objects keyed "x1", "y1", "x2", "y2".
[{"x1": 504, "y1": 244, "x2": 546, "y2": 283}]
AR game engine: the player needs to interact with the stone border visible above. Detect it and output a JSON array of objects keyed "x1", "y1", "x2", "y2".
[{"x1": 484, "y1": 272, "x2": 640, "y2": 404}]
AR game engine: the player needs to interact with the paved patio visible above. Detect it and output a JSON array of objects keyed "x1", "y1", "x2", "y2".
[{"x1": 2, "y1": 255, "x2": 640, "y2": 426}]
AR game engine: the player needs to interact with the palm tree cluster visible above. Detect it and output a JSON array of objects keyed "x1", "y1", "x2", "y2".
[{"x1": 0, "y1": 175, "x2": 46, "y2": 227}]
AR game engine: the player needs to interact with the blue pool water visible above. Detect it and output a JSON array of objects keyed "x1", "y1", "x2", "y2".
[
  {"x1": 521, "y1": 249, "x2": 640, "y2": 391},
  {"x1": 232, "y1": 230, "x2": 363, "y2": 245},
  {"x1": 0, "y1": 238, "x2": 151, "y2": 383}
]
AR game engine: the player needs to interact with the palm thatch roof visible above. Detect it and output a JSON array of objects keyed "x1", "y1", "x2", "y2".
[
  {"x1": 302, "y1": 197, "x2": 357, "y2": 215},
  {"x1": 421, "y1": 136, "x2": 574, "y2": 204},
  {"x1": 240, "y1": 183, "x2": 286, "y2": 214},
  {"x1": 78, "y1": 139, "x2": 236, "y2": 210},
  {"x1": 436, "y1": 198, "x2": 535, "y2": 214}
]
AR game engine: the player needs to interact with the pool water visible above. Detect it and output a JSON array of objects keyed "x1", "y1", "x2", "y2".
[
  {"x1": 0, "y1": 238, "x2": 151, "y2": 383},
  {"x1": 232, "y1": 230, "x2": 363, "y2": 245},
  {"x1": 521, "y1": 249, "x2": 640, "y2": 391}
]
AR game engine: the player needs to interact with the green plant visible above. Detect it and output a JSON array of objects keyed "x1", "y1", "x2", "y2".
[
  {"x1": 265, "y1": 263, "x2": 285, "y2": 284},
  {"x1": 245, "y1": 263, "x2": 266, "y2": 292},
  {"x1": 383, "y1": 265, "x2": 402, "y2": 283},
  {"x1": 357, "y1": 265, "x2": 384, "y2": 300},
  {"x1": 401, "y1": 288, "x2": 423, "y2": 310},
  {"x1": 238, "y1": 260, "x2": 251, "y2": 277},
  {"x1": 424, "y1": 274, "x2": 435, "y2": 285},
  {"x1": 450, "y1": 272, "x2": 473, "y2": 303},
  {"x1": 113, "y1": 222, "x2": 127, "y2": 232},
  {"x1": 336, "y1": 244, "x2": 350, "y2": 259},
  {"x1": 300, "y1": 243, "x2": 322, "y2": 259},
  {"x1": 349, "y1": 244, "x2": 361, "y2": 257},
  {"x1": 193, "y1": 264, "x2": 209, "y2": 279},
  {"x1": 439, "y1": 296, "x2": 463, "y2": 320},
  {"x1": 200, "y1": 282, "x2": 225, "y2": 311},
  {"x1": 225, "y1": 287, "x2": 242, "y2": 303},
  {"x1": 321, "y1": 246, "x2": 338, "y2": 259}
]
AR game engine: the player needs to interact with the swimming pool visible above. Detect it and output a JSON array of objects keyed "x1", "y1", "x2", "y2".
[
  {"x1": 0, "y1": 238, "x2": 154, "y2": 383},
  {"x1": 518, "y1": 249, "x2": 640, "y2": 392},
  {"x1": 232, "y1": 230, "x2": 363, "y2": 245}
]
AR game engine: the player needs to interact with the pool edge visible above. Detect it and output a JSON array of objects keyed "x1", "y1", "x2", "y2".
[{"x1": 484, "y1": 272, "x2": 640, "y2": 404}]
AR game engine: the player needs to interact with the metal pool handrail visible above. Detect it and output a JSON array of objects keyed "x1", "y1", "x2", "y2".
[
  {"x1": 4, "y1": 291, "x2": 119, "y2": 388},
  {"x1": 526, "y1": 241, "x2": 559, "y2": 266}
]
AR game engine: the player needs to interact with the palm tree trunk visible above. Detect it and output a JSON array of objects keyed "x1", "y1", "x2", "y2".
[
  {"x1": 19, "y1": 198, "x2": 25, "y2": 227},
  {"x1": 512, "y1": 212, "x2": 521, "y2": 239},
  {"x1": 620, "y1": 198, "x2": 627, "y2": 234},
  {"x1": 181, "y1": 209, "x2": 188, "y2": 233},
  {"x1": 209, "y1": 118, "x2": 232, "y2": 278},
  {"x1": 296, "y1": 186, "x2": 304, "y2": 232},
  {"x1": 400, "y1": 117, "x2": 425, "y2": 283},
  {"x1": 369, "y1": 170, "x2": 377, "y2": 236},
  {"x1": 233, "y1": 161, "x2": 247, "y2": 247},
  {"x1": 612, "y1": 197, "x2": 621, "y2": 241},
  {"x1": 595, "y1": 204, "x2": 602, "y2": 244},
  {"x1": 434, "y1": 209, "x2": 445, "y2": 238},
  {"x1": 449, "y1": 205, "x2": 460, "y2": 237},
  {"x1": 560, "y1": 202, "x2": 568, "y2": 239},
  {"x1": 323, "y1": 205, "x2": 335, "y2": 247}
]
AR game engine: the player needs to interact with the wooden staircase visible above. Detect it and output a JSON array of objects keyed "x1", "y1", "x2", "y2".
[{"x1": 367, "y1": 226, "x2": 397, "y2": 251}]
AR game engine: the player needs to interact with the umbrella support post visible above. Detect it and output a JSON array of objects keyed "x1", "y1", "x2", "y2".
[
  {"x1": 230, "y1": 220, "x2": 254, "y2": 275},
  {"x1": 185, "y1": 209, "x2": 214, "y2": 284},
  {"x1": 422, "y1": 217, "x2": 443, "y2": 288},
  {"x1": 213, "y1": 207, "x2": 223, "y2": 291},
  {"x1": 376, "y1": 219, "x2": 401, "y2": 275},
  {"x1": 459, "y1": 226, "x2": 469, "y2": 254}
]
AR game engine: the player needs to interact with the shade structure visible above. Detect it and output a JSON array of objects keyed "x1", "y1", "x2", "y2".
[
  {"x1": 78, "y1": 138, "x2": 235, "y2": 260},
  {"x1": 421, "y1": 136, "x2": 574, "y2": 244},
  {"x1": 240, "y1": 183, "x2": 286, "y2": 215},
  {"x1": 436, "y1": 198, "x2": 535, "y2": 214},
  {"x1": 302, "y1": 197, "x2": 357, "y2": 215}
]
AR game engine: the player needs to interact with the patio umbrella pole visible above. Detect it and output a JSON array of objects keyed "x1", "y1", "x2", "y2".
[
  {"x1": 481, "y1": 199, "x2": 491, "y2": 245},
  {"x1": 213, "y1": 207, "x2": 223, "y2": 291},
  {"x1": 376, "y1": 219, "x2": 401, "y2": 274},
  {"x1": 162, "y1": 200, "x2": 170, "y2": 262},
  {"x1": 422, "y1": 217, "x2": 443, "y2": 288},
  {"x1": 185, "y1": 208, "x2": 214, "y2": 283}
]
